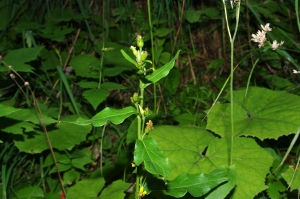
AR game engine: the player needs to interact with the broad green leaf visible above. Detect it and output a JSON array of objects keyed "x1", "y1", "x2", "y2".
[
  {"x1": 155, "y1": 28, "x2": 171, "y2": 37},
  {"x1": 206, "y1": 87, "x2": 300, "y2": 140},
  {"x1": 69, "y1": 54, "x2": 99, "y2": 78},
  {"x1": 14, "y1": 115, "x2": 92, "y2": 153},
  {"x1": 282, "y1": 166, "x2": 300, "y2": 191},
  {"x1": 63, "y1": 169, "x2": 80, "y2": 185},
  {"x1": 71, "y1": 107, "x2": 137, "y2": 127},
  {"x1": 0, "y1": 103, "x2": 20, "y2": 117},
  {"x1": 206, "y1": 166, "x2": 237, "y2": 199},
  {"x1": 150, "y1": 126, "x2": 274, "y2": 199},
  {"x1": 2, "y1": 46, "x2": 44, "y2": 72},
  {"x1": 166, "y1": 172, "x2": 228, "y2": 197},
  {"x1": 209, "y1": 58, "x2": 225, "y2": 70},
  {"x1": 82, "y1": 88, "x2": 109, "y2": 110},
  {"x1": 184, "y1": 9, "x2": 201, "y2": 23},
  {"x1": 149, "y1": 125, "x2": 215, "y2": 180},
  {"x1": 5, "y1": 109, "x2": 56, "y2": 125},
  {"x1": 146, "y1": 50, "x2": 181, "y2": 83},
  {"x1": 12, "y1": 186, "x2": 44, "y2": 199},
  {"x1": 71, "y1": 156, "x2": 93, "y2": 171},
  {"x1": 159, "y1": 52, "x2": 171, "y2": 64},
  {"x1": 206, "y1": 137, "x2": 273, "y2": 199},
  {"x1": 126, "y1": 118, "x2": 138, "y2": 144},
  {"x1": 67, "y1": 178, "x2": 105, "y2": 199},
  {"x1": 134, "y1": 137, "x2": 169, "y2": 179},
  {"x1": 267, "y1": 180, "x2": 286, "y2": 199},
  {"x1": 99, "y1": 180, "x2": 129, "y2": 199},
  {"x1": 1, "y1": 119, "x2": 36, "y2": 134}
]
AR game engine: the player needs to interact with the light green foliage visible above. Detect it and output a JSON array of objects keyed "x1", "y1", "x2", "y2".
[
  {"x1": 134, "y1": 138, "x2": 170, "y2": 179},
  {"x1": 0, "y1": 46, "x2": 44, "y2": 72},
  {"x1": 70, "y1": 107, "x2": 137, "y2": 126},
  {"x1": 99, "y1": 180, "x2": 130, "y2": 199},
  {"x1": 66, "y1": 178, "x2": 105, "y2": 199},
  {"x1": 12, "y1": 186, "x2": 44, "y2": 199},
  {"x1": 207, "y1": 87, "x2": 300, "y2": 139},
  {"x1": 282, "y1": 166, "x2": 300, "y2": 191}
]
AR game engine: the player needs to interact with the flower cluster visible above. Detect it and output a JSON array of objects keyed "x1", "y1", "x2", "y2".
[
  {"x1": 251, "y1": 23, "x2": 284, "y2": 50},
  {"x1": 293, "y1": 69, "x2": 300, "y2": 74}
]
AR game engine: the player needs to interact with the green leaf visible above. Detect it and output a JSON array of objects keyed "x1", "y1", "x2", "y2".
[
  {"x1": 77, "y1": 81, "x2": 99, "y2": 89},
  {"x1": 166, "y1": 172, "x2": 228, "y2": 197},
  {"x1": 82, "y1": 88, "x2": 109, "y2": 110},
  {"x1": 5, "y1": 109, "x2": 56, "y2": 125},
  {"x1": 159, "y1": 52, "x2": 171, "y2": 64},
  {"x1": 155, "y1": 28, "x2": 171, "y2": 37},
  {"x1": 267, "y1": 180, "x2": 286, "y2": 199},
  {"x1": 0, "y1": 104, "x2": 20, "y2": 117},
  {"x1": 99, "y1": 180, "x2": 129, "y2": 199},
  {"x1": 206, "y1": 87, "x2": 300, "y2": 140},
  {"x1": 134, "y1": 138, "x2": 169, "y2": 179},
  {"x1": 69, "y1": 54, "x2": 100, "y2": 78},
  {"x1": 149, "y1": 125, "x2": 215, "y2": 180},
  {"x1": 67, "y1": 178, "x2": 105, "y2": 199},
  {"x1": 164, "y1": 68, "x2": 180, "y2": 94},
  {"x1": 71, "y1": 156, "x2": 93, "y2": 171},
  {"x1": 184, "y1": 9, "x2": 201, "y2": 23},
  {"x1": 281, "y1": 166, "x2": 300, "y2": 191},
  {"x1": 101, "y1": 82, "x2": 127, "y2": 90},
  {"x1": 206, "y1": 137, "x2": 273, "y2": 199},
  {"x1": 14, "y1": 115, "x2": 92, "y2": 153},
  {"x1": 13, "y1": 186, "x2": 44, "y2": 198},
  {"x1": 2, "y1": 46, "x2": 44, "y2": 72},
  {"x1": 205, "y1": 166, "x2": 237, "y2": 199},
  {"x1": 146, "y1": 50, "x2": 181, "y2": 83},
  {"x1": 70, "y1": 107, "x2": 137, "y2": 127},
  {"x1": 63, "y1": 169, "x2": 80, "y2": 185},
  {"x1": 150, "y1": 126, "x2": 274, "y2": 199},
  {"x1": 120, "y1": 49, "x2": 137, "y2": 67}
]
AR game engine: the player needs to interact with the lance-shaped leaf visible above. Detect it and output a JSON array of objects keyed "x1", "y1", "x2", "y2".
[
  {"x1": 120, "y1": 49, "x2": 137, "y2": 67},
  {"x1": 207, "y1": 87, "x2": 300, "y2": 140},
  {"x1": 69, "y1": 107, "x2": 137, "y2": 127},
  {"x1": 166, "y1": 172, "x2": 228, "y2": 198},
  {"x1": 134, "y1": 138, "x2": 169, "y2": 179},
  {"x1": 146, "y1": 50, "x2": 181, "y2": 83}
]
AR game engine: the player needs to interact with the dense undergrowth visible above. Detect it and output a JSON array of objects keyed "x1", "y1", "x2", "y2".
[{"x1": 0, "y1": 0, "x2": 300, "y2": 199}]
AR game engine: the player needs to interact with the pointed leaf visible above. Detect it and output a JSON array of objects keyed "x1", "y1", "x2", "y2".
[
  {"x1": 14, "y1": 115, "x2": 92, "y2": 153},
  {"x1": 207, "y1": 87, "x2": 300, "y2": 140},
  {"x1": 13, "y1": 186, "x2": 44, "y2": 198},
  {"x1": 69, "y1": 54, "x2": 100, "y2": 78},
  {"x1": 146, "y1": 50, "x2": 181, "y2": 83},
  {"x1": 2, "y1": 46, "x2": 44, "y2": 72},
  {"x1": 69, "y1": 107, "x2": 137, "y2": 127},
  {"x1": 134, "y1": 138, "x2": 169, "y2": 179},
  {"x1": 67, "y1": 178, "x2": 105, "y2": 199},
  {"x1": 99, "y1": 180, "x2": 129, "y2": 199},
  {"x1": 0, "y1": 104, "x2": 20, "y2": 117},
  {"x1": 166, "y1": 172, "x2": 228, "y2": 197},
  {"x1": 120, "y1": 49, "x2": 137, "y2": 67},
  {"x1": 82, "y1": 88, "x2": 109, "y2": 110}
]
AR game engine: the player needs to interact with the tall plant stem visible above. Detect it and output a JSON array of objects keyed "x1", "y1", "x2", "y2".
[
  {"x1": 222, "y1": 1, "x2": 241, "y2": 166},
  {"x1": 147, "y1": 0, "x2": 157, "y2": 112}
]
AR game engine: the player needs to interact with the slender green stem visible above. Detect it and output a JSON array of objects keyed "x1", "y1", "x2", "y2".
[
  {"x1": 222, "y1": 0, "x2": 241, "y2": 166},
  {"x1": 296, "y1": 0, "x2": 300, "y2": 34},
  {"x1": 147, "y1": 0, "x2": 157, "y2": 112}
]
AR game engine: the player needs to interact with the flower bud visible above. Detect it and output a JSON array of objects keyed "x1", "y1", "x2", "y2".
[
  {"x1": 130, "y1": 92, "x2": 139, "y2": 104},
  {"x1": 130, "y1": 46, "x2": 138, "y2": 57},
  {"x1": 136, "y1": 35, "x2": 144, "y2": 49},
  {"x1": 141, "y1": 51, "x2": 148, "y2": 61}
]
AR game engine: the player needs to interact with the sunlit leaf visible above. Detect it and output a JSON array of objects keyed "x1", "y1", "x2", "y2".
[
  {"x1": 206, "y1": 87, "x2": 300, "y2": 139},
  {"x1": 82, "y1": 88, "x2": 109, "y2": 110},
  {"x1": 134, "y1": 138, "x2": 169, "y2": 179},
  {"x1": 146, "y1": 50, "x2": 181, "y2": 83},
  {"x1": 99, "y1": 180, "x2": 129, "y2": 199},
  {"x1": 70, "y1": 107, "x2": 137, "y2": 127},
  {"x1": 67, "y1": 178, "x2": 105, "y2": 199}
]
